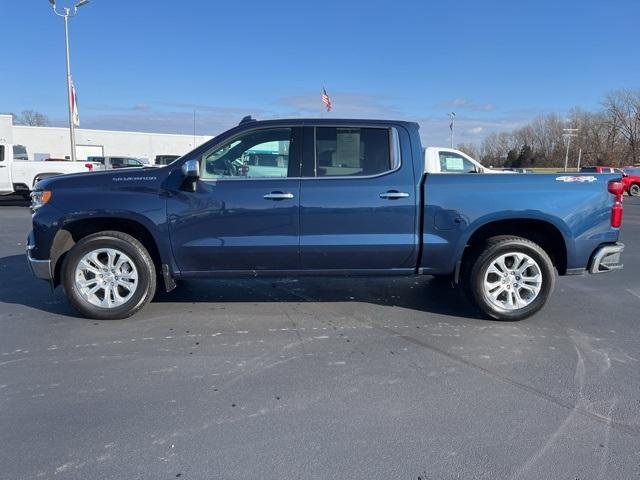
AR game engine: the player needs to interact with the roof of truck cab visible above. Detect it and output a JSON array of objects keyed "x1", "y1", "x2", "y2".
[{"x1": 231, "y1": 118, "x2": 420, "y2": 129}]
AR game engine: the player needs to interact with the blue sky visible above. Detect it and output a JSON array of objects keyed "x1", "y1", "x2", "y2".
[{"x1": 1, "y1": 0, "x2": 638, "y2": 145}]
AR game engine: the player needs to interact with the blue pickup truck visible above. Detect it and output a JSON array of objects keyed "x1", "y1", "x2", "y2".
[{"x1": 27, "y1": 118, "x2": 625, "y2": 321}]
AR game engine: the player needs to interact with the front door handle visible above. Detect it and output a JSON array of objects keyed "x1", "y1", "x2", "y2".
[
  {"x1": 379, "y1": 191, "x2": 409, "y2": 199},
  {"x1": 263, "y1": 191, "x2": 294, "y2": 200}
]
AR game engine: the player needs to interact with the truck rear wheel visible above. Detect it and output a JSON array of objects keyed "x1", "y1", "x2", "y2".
[
  {"x1": 465, "y1": 236, "x2": 556, "y2": 321},
  {"x1": 61, "y1": 231, "x2": 156, "y2": 320}
]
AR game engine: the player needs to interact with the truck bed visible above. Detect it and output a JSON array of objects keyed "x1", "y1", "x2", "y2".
[{"x1": 420, "y1": 172, "x2": 621, "y2": 275}]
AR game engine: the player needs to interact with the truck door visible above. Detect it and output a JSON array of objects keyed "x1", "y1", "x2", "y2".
[
  {"x1": 0, "y1": 145, "x2": 12, "y2": 193},
  {"x1": 167, "y1": 127, "x2": 302, "y2": 273},
  {"x1": 299, "y1": 125, "x2": 418, "y2": 271}
]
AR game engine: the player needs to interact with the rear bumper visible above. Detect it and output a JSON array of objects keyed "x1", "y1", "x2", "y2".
[
  {"x1": 26, "y1": 234, "x2": 52, "y2": 281},
  {"x1": 589, "y1": 242, "x2": 624, "y2": 274}
]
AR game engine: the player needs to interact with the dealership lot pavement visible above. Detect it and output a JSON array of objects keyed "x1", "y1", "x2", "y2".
[{"x1": 1, "y1": 196, "x2": 639, "y2": 480}]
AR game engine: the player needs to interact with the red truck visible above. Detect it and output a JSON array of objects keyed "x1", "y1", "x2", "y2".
[{"x1": 581, "y1": 166, "x2": 640, "y2": 196}]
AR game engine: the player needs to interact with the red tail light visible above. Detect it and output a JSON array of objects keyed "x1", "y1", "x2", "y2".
[
  {"x1": 608, "y1": 180, "x2": 625, "y2": 196},
  {"x1": 84, "y1": 163, "x2": 94, "y2": 171},
  {"x1": 608, "y1": 180, "x2": 624, "y2": 228}
]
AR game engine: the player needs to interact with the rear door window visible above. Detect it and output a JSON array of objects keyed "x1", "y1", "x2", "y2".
[
  {"x1": 438, "y1": 152, "x2": 477, "y2": 173},
  {"x1": 314, "y1": 127, "x2": 392, "y2": 177}
]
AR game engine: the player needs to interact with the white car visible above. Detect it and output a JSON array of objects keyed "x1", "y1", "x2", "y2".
[
  {"x1": 0, "y1": 143, "x2": 99, "y2": 197},
  {"x1": 424, "y1": 147, "x2": 510, "y2": 174}
]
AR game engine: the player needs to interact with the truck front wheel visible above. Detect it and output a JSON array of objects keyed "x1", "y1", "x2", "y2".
[
  {"x1": 465, "y1": 237, "x2": 556, "y2": 321},
  {"x1": 630, "y1": 184, "x2": 640, "y2": 197},
  {"x1": 61, "y1": 231, "x2": 156, "y2": 320}
]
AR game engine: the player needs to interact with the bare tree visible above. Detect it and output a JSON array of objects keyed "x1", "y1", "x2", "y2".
[
  {"x1": 602, "y1": 89, "x2": 640, "y2": 164},
  {"x1": 16, "y1": 110, "x2": 50, "y2": 126},
  {"x1": 456, "y1": 142, "x2": 481, "y2": 160},
  {"x1": 470, "y1": 91, "x2": 639, "y2": 168}
]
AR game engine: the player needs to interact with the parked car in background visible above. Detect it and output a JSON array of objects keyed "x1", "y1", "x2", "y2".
[
  {"x1": 581, "y1": 166, "x2": 617, "y2": 174},
  {"x1": 88, "y1": 156, "x2": 146, "y2": 170},
  {"x1": 622, "y1": 167, "x2": 640, "y2": 196},
  {"x1": 0, "y1": 142, "x2": 99, "y2": 197},
  {"x1": 28, "y1": 117, "x2": 625, "y2": 321},
  {"x1": 581, "y1": 166, "x2": 640, "y2": 196},
  {"x1": 155, "y1": 155, "x2": 181, "y2": 165},
  {"x1": 424, "y1": 147, "x2": 510, "y2": 173}
]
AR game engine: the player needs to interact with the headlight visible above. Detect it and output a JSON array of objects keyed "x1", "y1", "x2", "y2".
[{"x1": 30, "y1": 190, "x2": 52, "y2": 210}]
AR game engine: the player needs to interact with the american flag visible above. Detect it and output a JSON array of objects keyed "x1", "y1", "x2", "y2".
[{"x1": 321, "y1": 88, "x2": 332, "y2": 112}]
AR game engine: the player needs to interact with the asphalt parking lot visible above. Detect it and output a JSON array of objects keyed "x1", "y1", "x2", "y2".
[{"x1": 1, "y1": 196, "x2": 639, "y2": 480}]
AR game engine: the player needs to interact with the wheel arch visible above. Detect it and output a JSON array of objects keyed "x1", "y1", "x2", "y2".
[
  {"x1": 51, "y1": 217, "x2": 164, "y2": 288},
  {"x1": 459, "y1": 218, "x2": 568, "y2": 279},
  {"x1": 33, "y1": 172, "x2": 64, "y2": 187}
]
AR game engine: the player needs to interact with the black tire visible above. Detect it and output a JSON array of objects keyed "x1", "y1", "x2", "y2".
[
  {"x1": 62, "y1": 231, "x2": 156, "y2": 320},
  {"x1": 630, "y1": 184, "x2": 640, "y2": 197},
  {"x1": 464, "y1": 236, "x2": 556, "y2": 321}
]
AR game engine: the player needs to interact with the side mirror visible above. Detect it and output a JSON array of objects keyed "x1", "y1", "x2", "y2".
[
  {"x1": 181, "y1": 159, "x2": 200, "y2": 192},
  {"x1": 181, "y1": 159, "x2": 200, "y2": 179}
]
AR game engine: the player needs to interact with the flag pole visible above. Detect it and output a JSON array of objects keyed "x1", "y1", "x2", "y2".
[{"x1": 449, "y1": 112, "x2": 456, "y2": 148}]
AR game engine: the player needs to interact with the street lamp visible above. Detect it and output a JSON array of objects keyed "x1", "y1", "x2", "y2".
[
  {"x1": 49, "y1": 0, "x2": 90, "y2": 162},
  {"x1": 562, "y1": 128, "x2": 579, "y2": 172}
]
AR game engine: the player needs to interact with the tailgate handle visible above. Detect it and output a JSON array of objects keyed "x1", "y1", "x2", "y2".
[
  {"x1": 379, "y1": 191, "x2": 409, "y2": 199},
  {"x1": 263, "y1": 191, "x2": 294, "y2": 200}
]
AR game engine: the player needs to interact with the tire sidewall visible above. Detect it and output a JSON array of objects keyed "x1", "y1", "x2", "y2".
[
  {"x1": 62, "y1": 235, "x2": 153, "y2": 319},
  {"x1": 630, "y1": 184, "x2": 640, "y2": 197},
  {"x1": 471, "y1": 240, "x2": 555, "y2": 321}
]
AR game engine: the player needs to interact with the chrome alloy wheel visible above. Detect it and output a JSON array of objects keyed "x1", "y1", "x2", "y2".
[
  {"x1": 74, "y1": 248, "x2": 139, "y2": 308},
  {"x1": 482, "y1": 252, "x2": 542, "y2": 311}
]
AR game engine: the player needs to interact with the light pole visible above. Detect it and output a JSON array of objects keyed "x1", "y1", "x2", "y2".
[
  {"x1": 449, "y1": 112, "x2": 456, "y2": 148},
  {"x1": 562, "y1": 128, "x2": 579, "y2": 172},
  {"x1": 49, "y1": 0, "x2": 90, "y2": 162}
]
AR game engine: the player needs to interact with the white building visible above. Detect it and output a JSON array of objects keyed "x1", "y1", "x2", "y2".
[{"x1": 0, "y1": 114, "x2": 213, "y2": 162}]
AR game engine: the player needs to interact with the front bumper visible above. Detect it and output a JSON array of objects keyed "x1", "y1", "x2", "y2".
[
  {"x1": 589, "y1": 242, "x2": 624, "y2": 274},
  {"x1": 26, "y1": 234, "x2": 53, "y2": 281}
]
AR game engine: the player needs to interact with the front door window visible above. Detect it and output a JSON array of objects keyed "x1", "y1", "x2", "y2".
[{"x1": 201, "y1": 128, "x2": 292, "y2": 179}]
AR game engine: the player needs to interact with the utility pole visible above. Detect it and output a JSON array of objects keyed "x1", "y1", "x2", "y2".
[
  {"x1": 449, "y1": 112, "x2": 456, "y2": 148},
  {"x1": 576, "y1": 148, "x2": 582, "y2": 170},
  {"x1": 562, "y1": 128, "x2": 579, "y2": 172},
  {"x1": 49, "y1": 0, "x2": 90, "y2": 162}
]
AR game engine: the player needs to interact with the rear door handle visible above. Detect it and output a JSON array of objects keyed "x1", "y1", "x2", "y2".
[
  {"x1": 263, "y1": 191, "x2": 294, "y2": 200},
  {"x1": 379, "y1": 191, "x2": 409, "y2": 199}
]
